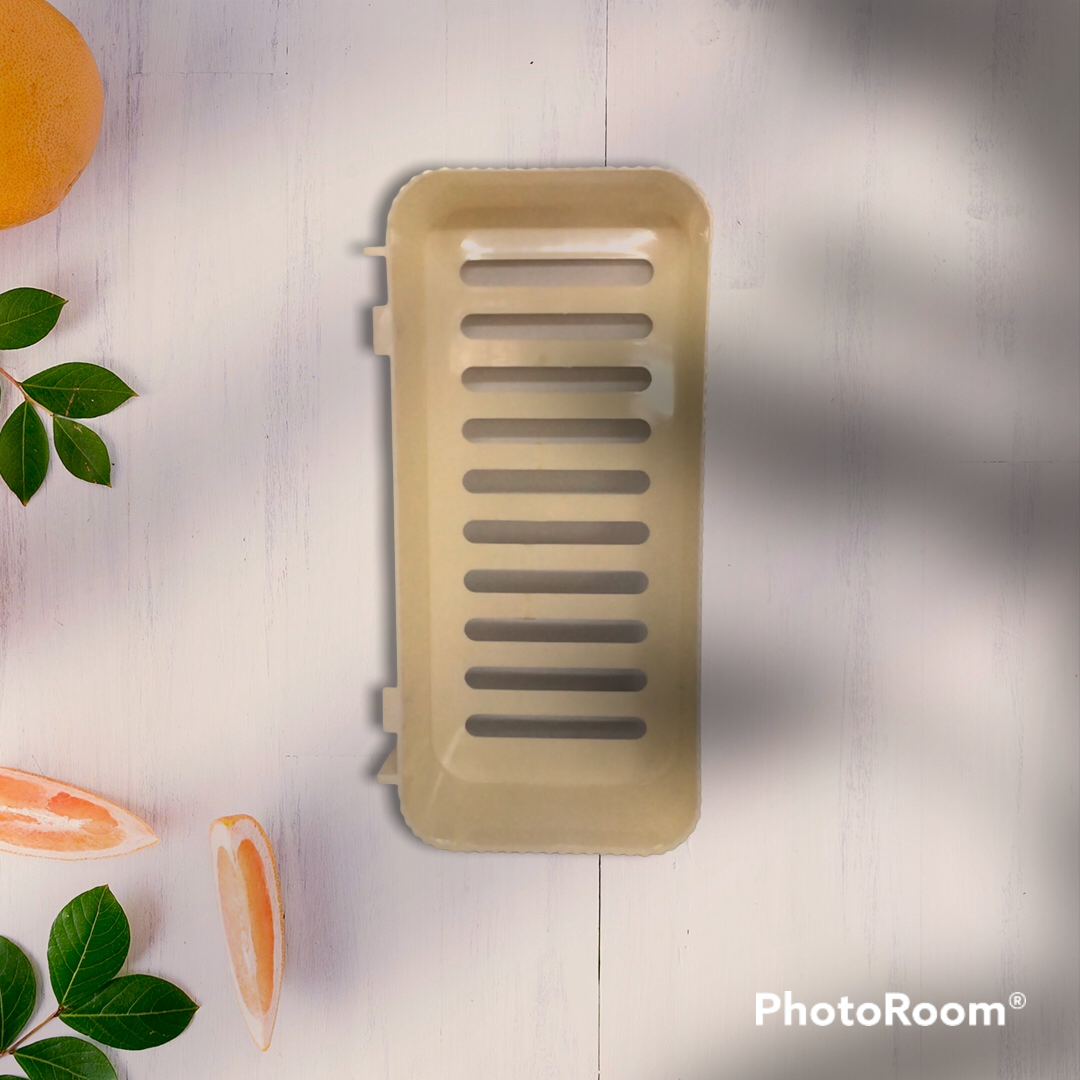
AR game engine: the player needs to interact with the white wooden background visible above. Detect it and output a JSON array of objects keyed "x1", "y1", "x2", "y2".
[{"x1": 1, "y1": 1, "x2": 1077, "y2": 1078}]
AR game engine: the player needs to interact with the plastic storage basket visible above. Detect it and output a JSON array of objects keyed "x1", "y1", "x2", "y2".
[{"x1": 367, "y1": 167, "x2": 710, "y2": 854}]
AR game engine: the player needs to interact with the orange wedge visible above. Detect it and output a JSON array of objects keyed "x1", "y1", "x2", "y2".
[
  {"x1": 0, "y1": 765, "x2": 158, "y2": 858},
  {"x1": 210, "y1": 814, "x2": 284, "y2": 1051}
]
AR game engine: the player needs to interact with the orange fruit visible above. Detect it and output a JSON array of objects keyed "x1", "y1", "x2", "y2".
[
  {"x1": 0, "y1": 0, "x2": 104, "y2": 229},
  {"x1": 0, "y1": 764, "x2": 158, "y2": 858},
  {"x1": 210, "y1": 814, "x2": 284, "y2": 1051}
]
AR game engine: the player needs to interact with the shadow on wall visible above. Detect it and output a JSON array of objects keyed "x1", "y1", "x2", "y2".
[{"x1": 791, "y1": 0, "x2": 1079, "y2": 201}]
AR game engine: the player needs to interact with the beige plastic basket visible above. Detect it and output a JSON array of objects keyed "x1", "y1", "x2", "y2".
[{"x1": 366, "y1": 168, "x2": 710, "y2": 854}]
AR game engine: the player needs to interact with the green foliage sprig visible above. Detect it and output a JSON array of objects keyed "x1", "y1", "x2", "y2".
[
  {"x1": 0, "y1": 886, "x2": 197, "y2": 1080},
  {"x1": 0, "y1": 288, "x2": 135, "y2": 504}
]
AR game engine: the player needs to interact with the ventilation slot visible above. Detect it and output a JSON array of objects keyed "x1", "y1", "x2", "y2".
[
  {"x1": 464, "y1": 570, "x2": 647, "y2": 594},
  {"x1": 465, "y1": 715, "x2": 647, "y2": 740},
  {"x1": 462, "y1": 418, "x2": 651, "y2": 443},
  {"x1": 461, "y1": 313, "x2": 651, "y2": 340},
  {"x1": 465, "y1": 618, "x2": 647, "y2": 643},
  {"x1": 465, "y1": 667, "x2": 647, "y2": 692},
  {"x1": 463, "y1": 469, "x2": 649, "y2": 495},
  {"x1": 462, "y1": 366, "x2": 651, "y2": 393},
  {"x1": 460, "y1": 258, "x2": 653, "y2": 288},
  {"x1": 464, "y1": 520, "x2": 649, "y2": 545}
]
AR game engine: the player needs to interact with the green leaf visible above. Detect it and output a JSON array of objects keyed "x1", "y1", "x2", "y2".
[
  {"x1": 12, "y1": 1037, "x2": 115, "y2": 1080},
  {"x1": 0, "y1": 289, "x2": 66, "y2": 350},
  {"x1": 0, "y1": 937, "x2": 36, "y2": 1052},
  {"x1": 60, "y1": 975, "x2": 198, "y2": 1050},
  {"x1": 0, "y1": 402, "x2": 49, "y2": 504},
  {"x1": 20, "y1": 364, "x2": 135, "y2": 419},
  {"x1": 52, "y1": 418, "x2": 111, "y2": 486},
  {"x1": 47, "y1": 888, "x2": 130, "y2": 1010}
]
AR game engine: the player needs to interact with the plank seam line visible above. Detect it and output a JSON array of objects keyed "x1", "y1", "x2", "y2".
[
  {"x1": 597, "y1": 854, "x2": 602, "y2": 1079},
  {"x1": 603, "y1": 0, "x2": 609, "y2": 166}
]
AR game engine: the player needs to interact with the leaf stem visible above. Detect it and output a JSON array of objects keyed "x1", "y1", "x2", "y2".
[
  {"x1": 0, "y1": 1008, "x2": 61, "y2": 1057},
  {"x1": 0, "y1": 364, "x2": 30, "y2": 402},
  {"x1": 0, "y1": 364, "x2": 55, "y2": 416}
]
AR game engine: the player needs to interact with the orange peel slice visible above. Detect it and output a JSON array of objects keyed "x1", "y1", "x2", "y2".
[
  {"x1": 0, "y1": 765, "x2": 157, "y2": 858},
  {"x1": 210, "y1": 814, "x2": 284, "y2": 1051}
]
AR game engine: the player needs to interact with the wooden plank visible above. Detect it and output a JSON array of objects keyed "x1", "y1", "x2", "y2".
[
  {"x1": 1, "y1": 1, "x2": 608, "y2": 1076},
  {"x1": 600, "y1": 1, "x2": 1079, "y2": 1077}
]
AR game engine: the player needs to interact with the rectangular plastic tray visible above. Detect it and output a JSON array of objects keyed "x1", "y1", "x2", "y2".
[{"x1": 367, "y1": 167, "x2": 710, "y2": 854}]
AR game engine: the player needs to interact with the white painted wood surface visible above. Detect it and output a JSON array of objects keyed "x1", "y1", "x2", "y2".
[{"x1": 1, "y1": 2, "x2": 1075, "y2": 1078}]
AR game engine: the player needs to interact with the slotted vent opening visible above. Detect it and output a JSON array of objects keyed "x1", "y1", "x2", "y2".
[
  {"x1": 462, "y1": 366, "x2": 651, "y2": 392},
  {"x1": 465, "y1": 619, "x2": 648, "y2": 643},
  {"x1": 463, "y1": 469, "x2": 650, "y2": 494},
  {"x1": 461, "y1": 313, "x2": 652, "y2": 340},
  {"x1": 466, "y1": 715, "x2": 647, "y2": 740},
  {"x1": 460, "y1": 258, "x2": 653, "y2": 288},
  {"x1": 465, "y1": 667, "x2": 647, "y2": 692},
  {"x1": 464, "y1": 520, "x2": 649, "y2": 545},
  {"x1": 464, "y1": 569, "x2": 647, "y2": 594},
  {"x1": 462, "y1": 418, "x2": 651, "y2": 443}
]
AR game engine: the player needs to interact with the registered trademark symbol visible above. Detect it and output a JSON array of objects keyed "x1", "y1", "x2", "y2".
[{"x1": 1009, "y1": 992, "x2": 1027, "y2": 1009}]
